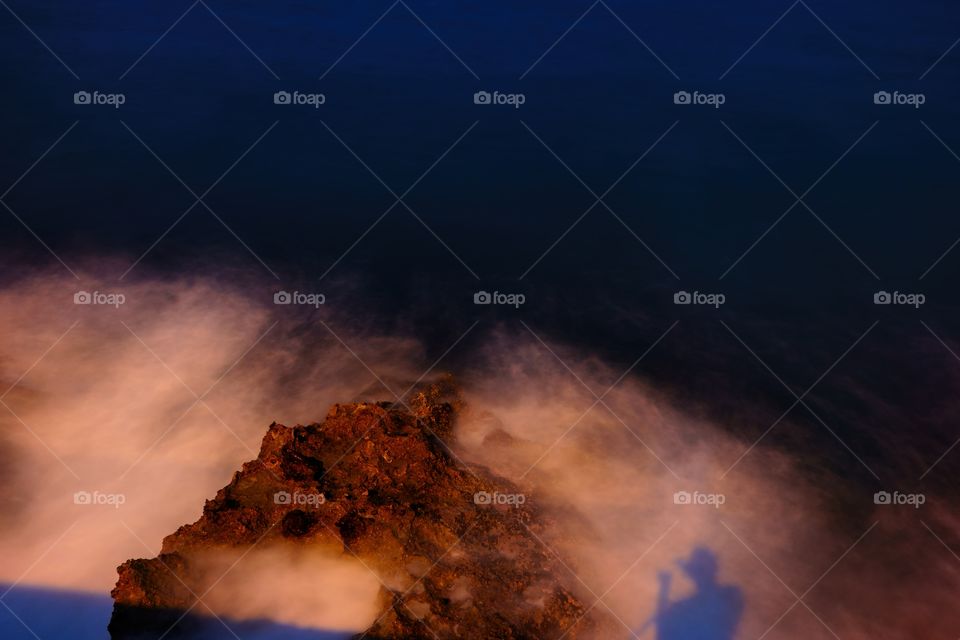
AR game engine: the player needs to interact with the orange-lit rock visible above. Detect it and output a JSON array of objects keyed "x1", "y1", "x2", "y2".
[{"x1": 109, "y1": 380, "x2": 601, "y2": 639}]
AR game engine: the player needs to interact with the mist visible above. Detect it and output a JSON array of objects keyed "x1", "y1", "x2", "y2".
[{"x1": 0, "y1": 266, "x2": 957, "y2": 638}]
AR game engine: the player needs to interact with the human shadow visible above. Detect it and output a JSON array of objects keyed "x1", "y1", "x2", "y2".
[{"x1": 637, "y1": 547, "x2": 743, "y2": 640}]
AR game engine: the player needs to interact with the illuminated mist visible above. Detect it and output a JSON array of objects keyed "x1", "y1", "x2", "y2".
[{"x1": 0, "y1": 267, "x2": 957, "y2": 638}]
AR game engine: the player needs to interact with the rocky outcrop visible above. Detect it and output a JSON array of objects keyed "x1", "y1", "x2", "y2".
[{"x1": 109, "y1": 380, "x2": 597, "y2": 639}]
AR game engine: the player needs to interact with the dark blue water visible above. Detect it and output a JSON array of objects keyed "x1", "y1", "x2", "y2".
[
  {"x1": 0, "y1": 583, "x2": 352, "y2": 640},
  {"x1": 2, "y1": 0, "x2": 958, "y2": 294},
  {"x1": 3, "y1": 0, "x2": 956, "y2": 421}
]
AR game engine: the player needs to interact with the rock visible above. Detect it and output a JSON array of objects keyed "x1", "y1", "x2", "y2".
[{"x1": 109, "y1": 380, "x2": 601, "y2": 639}]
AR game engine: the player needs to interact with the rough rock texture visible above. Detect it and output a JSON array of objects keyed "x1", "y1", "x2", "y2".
[{"x1": 109, "y1": 381, "x2": 596, "y2": 639}]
